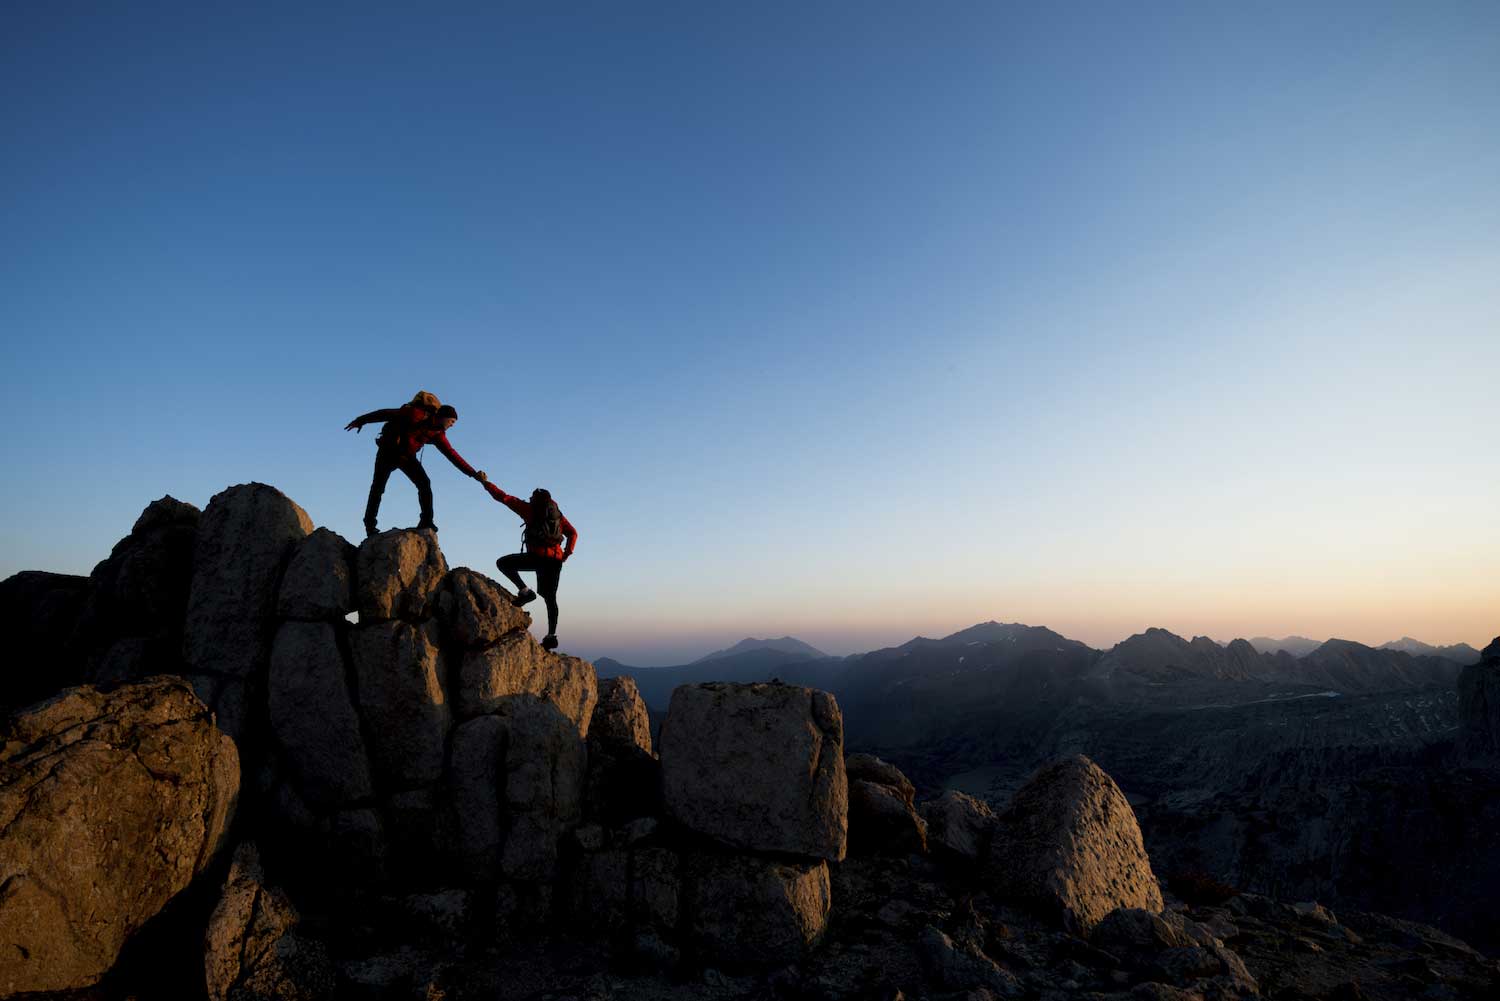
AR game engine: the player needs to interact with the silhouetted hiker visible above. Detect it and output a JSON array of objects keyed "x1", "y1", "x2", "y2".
[
  {"x1": 345, "y1": 391, "x2": 486, "y2": 537},
  {"x1": 482, "y1": 480, "x2": 576, "y2": 651}
]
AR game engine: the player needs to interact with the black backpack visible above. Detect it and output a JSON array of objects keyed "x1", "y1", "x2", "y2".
[{"x1": 523, "y1": 493, "x2": 565, "y2": 552}]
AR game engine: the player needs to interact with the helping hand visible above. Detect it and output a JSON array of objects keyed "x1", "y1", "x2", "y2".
[
  {"x1": 474, "y1": 470, "x2": 488, "y2": 483},
  {"x1": 345, "y1": 420, "x2": 362, "y2": 432}
]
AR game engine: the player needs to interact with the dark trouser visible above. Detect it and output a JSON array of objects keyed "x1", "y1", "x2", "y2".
[
  {"x1": 496, "y1": 553, "x2": 563, "y2": 635},
  {"x1": 364, "y1": 448, "x2": 432, "y2": 531}
]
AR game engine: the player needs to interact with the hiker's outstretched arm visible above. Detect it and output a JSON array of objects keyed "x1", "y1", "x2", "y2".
[
  {"x1": 483, "y1": 481, "x2": 531, "y2": 520},
  {"x1": 345, "y1": 408, "x2": 400, "y2": 431},
  {"x1": 432, "y1": 434, "x2": 479, "y2": 478},
  {"x1": 560, "y1": 514, "x2": 578, "y2": 559}
]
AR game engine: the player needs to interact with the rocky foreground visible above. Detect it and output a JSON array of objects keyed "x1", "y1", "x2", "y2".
[{"x1": 2, "y1": 483, "x2": 1497, "y2": 1000}]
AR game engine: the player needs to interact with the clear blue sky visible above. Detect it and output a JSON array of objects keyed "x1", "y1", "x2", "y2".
[{"x1": 3, "y1": 2, "x2": 1497, "y2": 665}]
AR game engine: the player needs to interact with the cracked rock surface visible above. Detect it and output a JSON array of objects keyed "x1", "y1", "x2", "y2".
[{"x1": 0, "y1": 676, "x2": 239, "y2": 994}]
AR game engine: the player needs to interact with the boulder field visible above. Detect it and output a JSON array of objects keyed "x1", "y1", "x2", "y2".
[{"x1": 1, "y1": 483, "x2": 1496, "y2": 1000}]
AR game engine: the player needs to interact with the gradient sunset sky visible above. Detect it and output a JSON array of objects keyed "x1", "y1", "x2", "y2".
[{"x1": 3, "y1": 2, "x2": 1497, "y2": 665}]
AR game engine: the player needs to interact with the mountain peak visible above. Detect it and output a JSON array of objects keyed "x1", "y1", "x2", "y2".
[{"x1": 691, "y1": 636, "x2": 827, "y2": 663}]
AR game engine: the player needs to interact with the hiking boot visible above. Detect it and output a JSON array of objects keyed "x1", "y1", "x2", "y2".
[
  {"x1": 364, "y1": 523, "x2": 379, "y2": 539},
  {"x1": 512, "y1": 587, "x2": 537, "y2": 607},
  {"x1": 541, "y1": 634, "x2": 559, "y2": 651},
  {"x1": 416, "y1": 518, "x2": 437, "y2": 532}
]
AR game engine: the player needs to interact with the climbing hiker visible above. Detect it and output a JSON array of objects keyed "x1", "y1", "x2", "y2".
[
  {"x1": 482, "y1": 480, "x2": 576, "y2": 651},
  {"x1": 345, "y1": 391, "x2": 486, "y2": 537}
]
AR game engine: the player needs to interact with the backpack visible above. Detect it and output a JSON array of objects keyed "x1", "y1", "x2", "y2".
[
  {"x1": 409, "y1": 390, "x2": 442, "y2": 410},
  {"x1": 524, "y1": 493, "x2": 565, "y2": 552}
]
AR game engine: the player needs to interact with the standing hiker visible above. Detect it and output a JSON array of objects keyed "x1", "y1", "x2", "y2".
[
  {"x1": 345, "y1": 391, "x2": 486, "y2": 537},
  {"x1": 482, "y1": 480, "x2": 577, "y2": 651}
]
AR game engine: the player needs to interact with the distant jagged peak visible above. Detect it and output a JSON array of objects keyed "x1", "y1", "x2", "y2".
[
  {"x1": 1247, "y1": 635, "x2": 1324, "y2": 657},
  {"x1": 691, "y1": 636, "x2": 827, "y2": 663},
  {"x1": 1379, "y1": 636, "x2": 1482, "y2": 665}
]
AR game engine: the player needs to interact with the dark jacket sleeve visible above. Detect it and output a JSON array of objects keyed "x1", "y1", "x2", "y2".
[
  {"x1": 352, "y1": 407, "x2": 401, "y2": 427},
  {"x1": 431, "y1": 432, "x2": 478, "y2": 478}
]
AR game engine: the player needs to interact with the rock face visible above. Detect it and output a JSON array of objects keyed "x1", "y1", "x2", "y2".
[
  {"x1": 204, "y1": 842, "x2": 335, "y2": 1001},
  {"x1": 0, "y1": 678, "x2": 239, "y2": 994},
  {"x1": 435, "y1": 568, "x2": 531, "y2": 648},
  {"x1": 846, "y1": 753, "x2": 928, "y2": 856},
  {"x1": 350, "y1": 620, "x2": 450, "y2": 790},
  {"x1": 1458, "y1": 636, "x2": 1500, "y2": 762},
  {"x1": 660, "y1": 682, "x2": 848, "y2": 861},
  {"x1": 985, "y1": 754, "x2": 1163, "y2": 936},
  {"x1": 183, "y1": 484, "x2": 312, "y2": 742}
]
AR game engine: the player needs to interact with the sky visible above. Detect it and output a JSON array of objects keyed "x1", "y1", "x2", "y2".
[{"x1": 2, "y1": 2, "x2": 1497, "y2": 666}]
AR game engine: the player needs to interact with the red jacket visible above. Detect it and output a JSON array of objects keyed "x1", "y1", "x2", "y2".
[
  {"x1": 484, "y1": 482, "x2": 577, "y2": 560},
  {"x1": 355, "y1": 404, "x2": 479, "y2": 478}
]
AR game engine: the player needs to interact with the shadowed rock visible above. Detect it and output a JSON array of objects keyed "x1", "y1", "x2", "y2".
[
  {"x1": 684, "y1": 852, "x2": 831, "y2": 967},
  {"x1": 1458, "y1": 635, "x2": 1500, "y2": 763},
  {"x1": 267, "y1": 620, "x2": 371, "y2": 809},
  {"x1": 350, "y1": 620, "x2": 450, "y2": 789},
  {"x1": 355, "y1": 529, "x2": 447, "y2": 622},
  {"x1": 276, "y1": 528, "x2": 357, "y2": 621},
  {"x1": 984, "y1": 754, "x2": 1163, "y2": 935},
  {"x1": 660, "y1": 681, "x2": 848, "y2": 861},
  {"x1": 921, "y1": 789, "x2": 996, "y2": 862},
  {"x1": 0, "y1": 570, "x2": 90, "y2": 713},
  {"x1": 586, "y1": 676, "x2": 658, "y2": 824},
  {"x1": 846, "y1": 753, "x2": 928, "y2": 855},
  {"x1": 204, "y1": 842, "x2": 335, "y2": 1001},
  {"x1": 0, "y1": 678, "x2": 238, "y2": 994}
]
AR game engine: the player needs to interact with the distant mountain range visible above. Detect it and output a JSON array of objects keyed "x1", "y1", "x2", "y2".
[{"x1": 1248, "y1": 634, "x2": 1480, "y2": 664}]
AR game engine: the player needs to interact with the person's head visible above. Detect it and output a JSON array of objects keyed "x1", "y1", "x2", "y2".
[
  {"x1": 436, "y1": 404, "x2": 458, "y2": 430},
  {"x1": 531, "y1": 487, "x2": 552, "y2": 506}
]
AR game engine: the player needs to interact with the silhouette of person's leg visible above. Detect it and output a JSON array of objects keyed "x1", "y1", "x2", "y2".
[
  {"x1": 537, "y1": 559, "x2": 562, "y2": 636},
  {"x1": 496, "y1": 553, "x2": 532, "y2": 593},
  {"x1": 364, "y1": 450, "x2": 399, "y2": 533},
  {"x1": 399, "y1": 457, "x2": 434, "y2": 527}
]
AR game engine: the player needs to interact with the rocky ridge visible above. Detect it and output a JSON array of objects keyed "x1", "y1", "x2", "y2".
[{"x1": 0, "y1": 487, "x2": 1496, "y2": 999}]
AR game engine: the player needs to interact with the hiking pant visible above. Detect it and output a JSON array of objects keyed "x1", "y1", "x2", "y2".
[
  {"x1": 496, "y1": 553, "x2": 562, "y2": 635},
  {"x1": 365, "y1": 448, "x2": 432, "y2": 530}
]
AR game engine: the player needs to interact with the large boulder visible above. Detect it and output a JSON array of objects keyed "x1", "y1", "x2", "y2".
[
  {"x1": 0, "y1": 678, "x2": 239, "y2": 994},
  {"x1": 204, "y1": 842, "x2": 335, "y2": 1001},
  {"x1": 921, "y1": 789, "x2": 996, "y2": 862},
  {"x1": 267, "y1": 621, "x2": 372, "y2": 809},
  {"x1": 276, "y1": 528, "x2": 357, "y2": 621},
  {"x1": 349, "y1": 620, "x2": 450, "y2": 790},
  {"x1": 456, "y1": 632, "x2": 597, "y2": 733},
  {"x1": 447, "y1": 715, "x2": 507, "y2": 880},
  {"x1": 1458, "y1": 636, "x2": 1500, "y2": 763},
  {"x1": 683, "y1": 852, "x2": 831, "y2": 967},
  {"x1": 182, "y1": 485, "x2": 313, "y2": 742},
  {"x1": 434, "y1": 568, "x2": 531, "y2": 648},
  {"x1": 984, "y1": 755, "x2": 1163, "y2": 936},
  {"x1": 846, "y1": 753, "x2": 928, "y2": 856},
  {"x1": 660, "y1": 682, "x2": 847, "y2": 861},
  {"x1": 355, "y1": 529, "x2": 446, "y2": 622}
]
